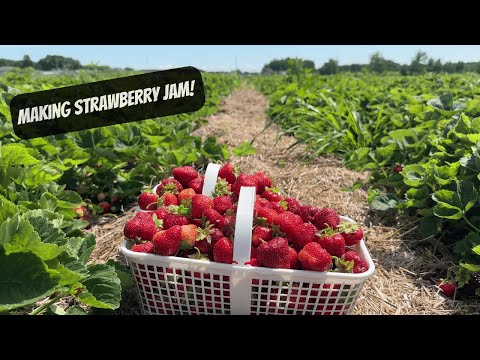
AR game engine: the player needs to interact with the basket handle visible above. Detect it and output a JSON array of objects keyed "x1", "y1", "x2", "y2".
[
  {"x1": 233, "y1": 186, "x2": 256, "y2": 265},
  {"x1": 202, "y1": 163, "x2": 221, "y2": 198}
]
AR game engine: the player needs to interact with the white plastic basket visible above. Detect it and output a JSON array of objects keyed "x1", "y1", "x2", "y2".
[{"x1": 122, "y1": 166, "x2": 375, "y2": 315}]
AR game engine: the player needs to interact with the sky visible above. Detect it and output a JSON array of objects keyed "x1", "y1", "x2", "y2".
[{"x1": 1, "y1": 45, "x2": 480, "y2": 72}]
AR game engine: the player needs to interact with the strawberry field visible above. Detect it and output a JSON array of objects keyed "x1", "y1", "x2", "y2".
[{"x1": 1, "y1": 66, "x2": 479, "y2": 314}]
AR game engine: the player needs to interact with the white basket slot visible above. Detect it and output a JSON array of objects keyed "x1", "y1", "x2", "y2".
[{"x1": 202, "y1": 163, "x2": 221, "y2": 198}]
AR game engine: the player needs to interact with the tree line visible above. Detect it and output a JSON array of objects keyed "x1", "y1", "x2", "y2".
[
  {"x1": 0, "y1": 55, "x2": 116, "y2": 71},
  {"x1": 262, "y1": 51, "x2": 480, "y2": 75}
]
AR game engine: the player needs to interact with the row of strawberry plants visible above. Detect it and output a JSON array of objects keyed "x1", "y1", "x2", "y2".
[{"x1": 251, "y1": 72, "x2": 480, "y2": 296}]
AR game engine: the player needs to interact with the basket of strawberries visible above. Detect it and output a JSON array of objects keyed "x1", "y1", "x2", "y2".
[{"x1": 121, "y1": 163, "x2": 375, "y2": 315}]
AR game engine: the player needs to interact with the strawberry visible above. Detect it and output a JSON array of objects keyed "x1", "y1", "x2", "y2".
[
  {"x1": 219, "y1": 215, "x2": 235, "y2": 237},
  {"x1": 180, "y1": 224, "x2": 198, "y2": 247},
  {"x1": 256, "y1": 207, "x2": 278, "y2": 224},
  {"x1": 285, "y1": 197, "x2": 301, "y2": 214},
  {"x1": 289, "y1": 247, "x2": 299, "y2": 269},
  {"x1": 270, "y1": 201, "x2": 286, "y2": 214},
  {"x1": 210, "y1": 227, "x2": 225, "y2": 243},
  {"x1": 134, "y1": 211, "x2": 154, "y2": 221},
  {"x1": 195, "y1": 239, "x2": 212, "y2": 255},
  {"x1": 159, "y1": 192, "x2": 178, "y2": 207},
  {"x1": 342, "y1": 250, "x2": 369, "y2": 274},
  {"x1": 262, "y1": 190, "x2": 282, "y2": 202},
  {"x1": 393, "y1": 164, "x2": 404, "y2": 173},
  {"x1": 255, "y1": 198, "x2": 271, "y2": 208},
  {"x1": 154, "y1": 207, "x2": 169, "y2": 220},
  {"x1": 204, "y1": 208, "x2": 223, "y2": 228},
  {"x1": 153, "y1": 225, "x2": 181, "y2": 256},
  {"x1": 438, "y1": 280, "x2": 457, "y2": 297},
  {"x1": 131, "y1": 242, "x2": 155, "y2": 254},
  {"x1": 297, "y1": 205, "x2": 320, "y2": 224},
  {"x1": 218, "y1": 163, "x2": 237, "y2": 184},
  {"x1": 213, "y1": 196, "x2": 233, "y2": 215},
  {"x1": 213, "y1": 178, "x2": 232, "y2": 197},
  {"x1": 156, "y1": 178, "x2": 183, "y2": 195},
  {"x1": 172, "y1": 166, "x2": 199, "y2": 187},
  {"x1": 252, "y1": 226, "x2": 273, "y2": 247},
  {"x1": 298, "y1": 242, "x2": 332, "y2": 272},
  {"x1": 213, "y1": 237, "x2": 234, "y2": 264},
  {"x1": 337, "y1": 222, "x2": 363, "y2": 246},
  {"x1": 124, "y1": 219, "x2": 141, "y2": 239},
  {"x1": 314, "y1": 208, "x2": 340, "y2": 230},
  {"x1": 253, "y1": 172, "x2": 272, "y2": 194},
  {"x1": 138, "y1": 192, "x2": 158, "y2": 210},
  {"x1": 163, "y1": 214, "x2": 189, "y2": 229},
  {"x1": 191, "y1": 194, "x2": 213, "y2": 219},
  {"x1": 257, "y1": 237, "x2": 290, "y2": 269},
  {"x1": 290, "y1": 222, "x2": 317, "y2": 249},
  {"x1": 188, "y1": 176, "x2": 204, "y2": 194},
  {"x1": 315, "y1": 233, "x2": 345, "y2": 257},
  {"x1": 137, "y1": 219, "x2": 158, "y2": 241},
  {"x1": 74, "y1": 205, "x2": 87, "y2": 218},
  {"x1": 247, "y1": 258, "x2": 260, "y2": 266},
  {"x1": 99, "y1": 201, "x2": 111, "y2": 214},
  {"x1": 232, "y1": 174, "x2": 258, "y2": 195},
  {"x1": 274, "y1": 211, "x2": 302, "y2": 235},
  {"x1": 178, "y1": 188, "x2": 196, "y2": 204},
  {"x1": 251, "y1": 247, "x2": 258, "y2": 259}
]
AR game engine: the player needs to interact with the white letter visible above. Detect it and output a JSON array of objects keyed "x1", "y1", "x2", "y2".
[
  {"x1": 17, "y1": 108, "x2": 30, "y2": 125},
  {"x1": 52, "y1": 103, "x2": 61, "y2": 118},
  {"x1": 128, "y1": 90, "x2": 135, "y2": 107},
  {"x1": 38, "y1": 104, "x2": 49, "y2": 121},
  {"x1": 119, "y1": 92, "x2": 128, "y2": 108},
  {"x1": 30, "y1": 107, "x2": 38, "y2": 123},
  {"x1": 90, "y1": 97, "x2": 99, "y2": 113},
  {"x1": 98, "y1": 95, "x2": 108, "y2": 111},
  {"x1": 162, "y1": 85, "x2": 168, "y2": 100},
  {"x1": 177, "y1": 81, "x2": 188, "y2": 97},
  {"x1": 83, "y1": 98, "x2": 91, "y2": 114},
  {"x1": 74, "y1": 99, "x2": 83, "y2": 115},
  {"x1": 108, "y1": 93, "x2": 119, "y2": 109},
  {"x1": 61, "y1": 101, "x2": 71, "y2": 118},
  {"x1": 143, "y1": 88, "x2": 152, "y2": 103},
  {"x1": 134, "y1": 89, "x2": 144, "y2": 105}
]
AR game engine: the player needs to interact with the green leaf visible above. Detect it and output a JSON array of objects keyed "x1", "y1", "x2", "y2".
[
  {"x1": 63, "y1": 233, "x2": 96, "y2": 263},
  {"x1": 39, "y1": 192, "x2": 58, "y2": 211},
  {"x1": 370, "y1": 193, "x2": 399, "y2": 211},
  {"x1": 460, "y1": 263, "x2": 480, "y2": 272},
  {"x1": 65, "y1": 306, "x2": 88, "y2": 315},
  {"x1": 402, "y1": 164, "x2": 426, "y2": 188},
  {"x1": 232, "y1": 141, "x2": 257, "y2": 157},
  {"x1": 419, "y1": 216, "x2": 441, "y2": 238},
  {"x1": 433, "y1": 202, "x2": 463, "y2": 220},
  {"x1": 457, "y1": 180, "x2": 478, "y2": 212},
  {"x1": 76, "y1": 264, "x2": 121, "y2": 310},
  {"x1": 0, "y1": 143, "x2": 40, "y2": 167},
  {"x1": 472, "y1": 245, "x2": 480, "y2": 256},
  {"x1": 56, "y1": 190, "x2": 82, "y2": 209},
  {"x1": 106, "y1": 259, "x2": 134, "y2": 290},
  {"x1": 0, "y1": 194, "x2": 17, "y2": 223},
  {"x1": 23, "y1": 210, "x2": 67, "y2": 246},
  {"x1": 0, "y1": 249, "x2": 60, "y2": 312}
]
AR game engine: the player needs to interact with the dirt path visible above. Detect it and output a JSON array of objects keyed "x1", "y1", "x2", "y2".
[{"x1": 91, "y1": 86, "x2": 480, "y2": 315}]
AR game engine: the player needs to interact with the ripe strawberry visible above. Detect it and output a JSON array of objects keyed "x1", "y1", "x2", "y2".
[
  {"x1": 180, "y1": 224, "x2": 198, "y2": 247},
  {"x1": 153, "y1": 225, "x2": 182, "y2": 256},
  {"x1": 251, "y1": 247, "x2": 257, "y2": 259},
  {"x1": 298, "y1": 205, "x2": 320, "y2": 223},
  {"x1": 131, "y1": 242, "x2": 155, "y2": 254},
  {"x1": 291, "y1": 222, "x2": 317, "y2": 249},
  {"x1": 219, "y1": 215, "x2": 235, "y2": 237},
  {"x1": 338, "y1": 222, "x2": 364, "y2": 246},
  {"x1": 178, "y1": 188, "x2": 196, "y2": 204},
  {"x1": 438, "y1": 280, "x2": 457, "y2": 297},
  {"x1": 204, "y1": 208, "x2": 223, "y2": 228},
  {"x1": 257, "y1": 237, "x2": 290, "y2": 269},
  {"x1": 342, "y1": 250, "x2": 369, "y2": 274},
  {"x1": 289, "y1": 247, "x2": 299, "y2": 269},
  {"x1": 213, "y1": 178, "x2": 232, "y2": 197},
  {"x1": 154, "y1": 207, "x2": 169, "y2": 220},
  {"x1": 274, "y1": 211, "x2": 302, "y2": 235},
  {"x1": 270, "y1": 201, "x2": 286, "y2": 214},
  {"x1": 247, "y1": 258, "x2": 260, "y2": 266},
  {"x1": 213, "y1": 237, "x2": 234, "y2": 264},
  {"x1": 156, "y1": 178, "x2": 183, "y2": 195},
  {"x1": 74, "y1": 205, "x2": 87, "y2": 218},
  {"x1": 262, "y1": 190, "x2": 282, "y2": 202},
  {"x1": 393, "y1": 164, "x2": 404, "y2": 173},
  {"x1": 159, "y1": 192, "x2": 178, "y2": 207},
  {"x1": 163, "y1": 214, "x2": 189, "y2": 229},
  {"x1": 138, "y1": 192, "x2": 158, "y2": 210},
  {"x1": 124, "y1": 219, "x2": 141, "y2": 239},
  {"x1": 255, "y1": 198, "x2": 271, "y2": 208},
  {"x1": 256, "y1": 207, "x2": 278, "y2": 224},
  {"x1": 195, "y1": 239, "x2": 212, "y2": 255},
  {"x1": 172, "y1": 166, "x2": 199, "y2": 187},
  {"x1": 137, "y1": 219, "x2": 158, "y2": 241},
  {"x1": 188, "y1": 176, "x2": 204, "y2": 194},
  {"x1": 314, "y1": 208, "x2": 340, "y2": 230},
  {"x1": 191, "y1": 194, "x2": 213, "y2": 219},
  {"x1": 298, "y1": 242, "x2": 332, "y2": 272},
  {"x1": 134, "y1": 211, "x2": 154, "y2": 221},
  {"x1": 213, "y1": 196, "x2": 233, "y2": 215},
  {"x1": 232, "y1": 174, "x2": 258, "y2": 196},
  {"x1": 285, "y1": 197, "x2": 301, "y2": 214},
  {"x1": 316, "y1": 233, "x2": 345, "y2": 257},
  {"x1": 210, "y1": 228, "x2": 225, "y2": 243},
  {"x1": 252, "y1": 226, "x2": 273, "y2": 247},
  {"x1": 218, "y1": 163, "x2": 237, "y2": 184},
  {"x1": 99, "y1": 201, "x2": 111, "y2": 214},
  {"x1": 253, "y1": 172, "x2": 272, "y2": 194}
]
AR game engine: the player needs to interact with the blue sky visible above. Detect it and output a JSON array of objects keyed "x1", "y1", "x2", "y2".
[{"x1": 1, "y1": 45, "x2": 480, "y2": 72}]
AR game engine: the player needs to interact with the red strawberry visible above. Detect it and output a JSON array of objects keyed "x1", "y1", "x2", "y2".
[
  {"x1": 291, "y1": 222, "x2": 317, "y2": 249},
  {"x1": 274, "y1": 211, "x2": 302, "y2": 235},
  {"x1": 124, "y1": 219, "x2": 141, "y2": 239},
  {"x1": 195, "y1": 239, "x2": 212, "y2": 255},
  {"x1": 270, "y1": 201, "x2": 286, "y2": 214},
  {"x1": 257, "y1": 237, "x2": 290, "y2": 269},
  {"x1": 393, "y1": 164, "x2": 404, "y2": 173},
  {"x1": 153, "y1": 225, "x2": 182, "y2": 256},
  {"x1": 289, "y1": 247, "x2": 299, "y2": 269},
  {"x1": 156, "y1": 178, "x2": 183, "y2": 195},
  {"x1": 253, "y1": 172, "x2": 272, "y2": 194},
  {"x1": 180, "y1": 224, "x2": 198, "y2": 247},
  {"x1": 213, "y1": 237, "x2": 234, "y2": 264},
  {"x1": 137, "y1": 219, "x2": 158, "y2": 241},
  {"x1": 298, "y1": 205, "x2": 320, "y2": 224},
  {"x1": 172, "y1": 166, "x2": 199, "y2": 187},
  {"x1": 178, "y1": 188, "x2": 196, "y2": 204},
  {"x1": 219, "y1": 215, "x2": 235, "y2": 237},
  {"x1": 138, "y1": 192, "x2": 159, "y2": 210},
  {"x1": 232, "y1": 174, "x2": 258, "y2": 195},
  {"x1": 316, "y1": 233, "x2": 345, "y2": 257},
  {"x1": 438, "y1": 280, "x2": 457, "y2": 297},
  {"x1": 338, "y1": 222, "x2": 364, "y2": 246},
  {"x1": 285, "y1": 197, "x2": 301, "y2": 214},
  {"x1": 248, "y1": 258, "x2": 260, "y2": 266},
  {"x1": 218, "y1": 163, "x2": 237, "y2": 184},
  {"x1": 131, "y1": 242, "x2": 155, "y2": 254},
  {"x1": 342, "y1": 250, "x2": 369, "y2": 274},
  {"x1": 252, "y1": 226, "x2": 273, "y2": 247},
  {"x1": 256, "y1": 207, "x2": 278, "y2": 224},
  {"x1": 213, "y1": 196, "x2": 233, "y2": 215},
  {"x1": 154, "y1": 207, "x2": 169, "y2": 220},
  {"x1": 204, "y1": 208, "x2": 223, "y2": 228},
  {"x1": 188, "y1": 176, "x2": 204, "y2": 194},
  {"x1": 255, "y1": 198, "x2": 271, "y2": 208},
  {"x1": 314, "y1": 208, "x2": 340, "y2": 230},
  {"x1": 191, "y1": 194, "x2": 213, "y2": 219},
  {"x1": 210, "y1": 228, "x2": 225, "y2": 244},
  {"x1": 251, "y1": 247, "x2": 257, "y2": 259},
  {"x1": 74, "y1": 205, "x2": 87, "y2": 218},
  {"x1": 159, "y1": 192, "x2": 178, "y2": 207},
  {"x1": 262, "y1": 190, "x2": 282, "y2": 202},
  {"x1": 99, "y1": 201, "x2": 111, "y2": 214},
  {"x1": 134, "y1": 211, "x2": 154, "y2": 221},
  {"x1": 298, "y1": 242, "x2": 332, "y2": 272},
  {"x1": 163, "y1": 214, "x2": 189, "y2": 229}
]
